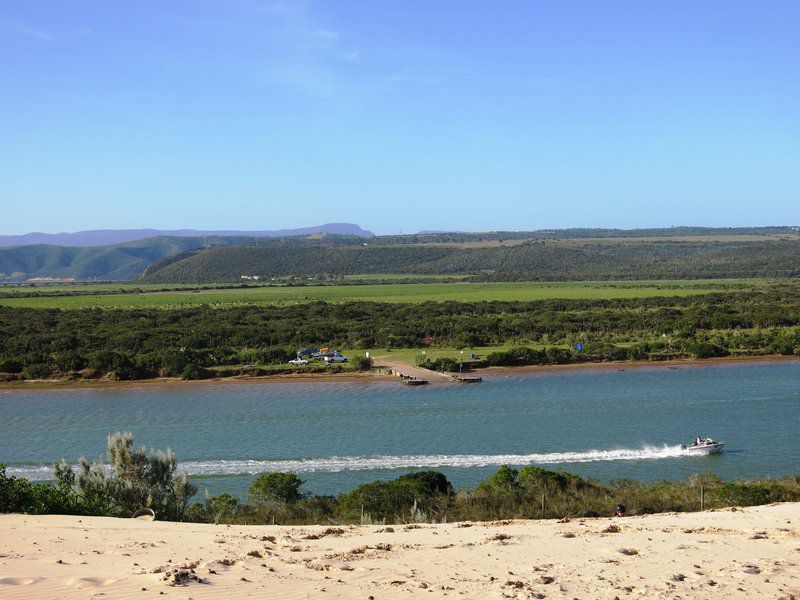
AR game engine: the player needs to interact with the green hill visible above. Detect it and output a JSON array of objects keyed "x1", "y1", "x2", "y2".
[
  {"x1": 4, "y1": 227, "x2": 800, "y2": 283},
  {"x1": 140, "y1": 238, "x2": 800, "y2": 283},
  {"x1": 0, "y1": 237, "x2": 250, "y2": 282}
]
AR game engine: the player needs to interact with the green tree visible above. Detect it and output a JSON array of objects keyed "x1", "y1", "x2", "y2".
[
  {"x1": 350, "y1": 355, "x2": 373, "y2": 371},
  {"x1": 476, "y1": 465, "x2": 520, "y2": 496},
  {"x1": 249, "y1": 472, "x2": 305, "y2": 504}
]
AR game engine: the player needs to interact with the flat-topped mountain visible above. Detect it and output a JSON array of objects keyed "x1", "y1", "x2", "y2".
[{"x1": 0, "y1": 223, "x2": 373, "y2": 248}]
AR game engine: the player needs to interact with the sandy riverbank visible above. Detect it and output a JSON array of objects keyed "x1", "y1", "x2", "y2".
[
  {"x1": 1, "y1": 355, "x2": 797, "y2": 390},
  {"x1": 480, "y1": 354, "x2": 800, "y2": 377},
  {"x1": 1, "y1": 504, "x2": 799, "y2": 599},
  {"x1": 0, "y1": 370, "x2": 394, "y2": 390}
]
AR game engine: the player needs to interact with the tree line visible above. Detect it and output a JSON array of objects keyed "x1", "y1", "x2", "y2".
[{"x1": 1, "y1": 288, "x2": 800, "y2": 380}]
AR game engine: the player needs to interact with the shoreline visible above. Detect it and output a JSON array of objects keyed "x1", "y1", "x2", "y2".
[
  {"x1": 1, "y1": 354, "x2": 797, "y2": 391},
  {"x1": 0, "y1": 370, "x2": 394, "y2": 391},
  {"x1": 481, "y1": 353, "x2": 800, "y2": 377}
]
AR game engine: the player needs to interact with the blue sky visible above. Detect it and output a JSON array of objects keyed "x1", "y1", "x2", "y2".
[{"x1": 1, "y1": 1, "x2": 798, "y2": 235}]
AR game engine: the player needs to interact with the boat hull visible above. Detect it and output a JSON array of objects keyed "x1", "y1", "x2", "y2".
[{"x1": 686, "y1": 442, "x2": 724, "y2": 455}]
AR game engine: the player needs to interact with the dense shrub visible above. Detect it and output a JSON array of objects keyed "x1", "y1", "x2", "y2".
[
  {"x1": 336, "y1": 471, "x2": 453, "y2": 523},
  {"x1": 180, "y1": 363, "x2": 214, "y2": 380},
  {"x1": 6, "y1": 457, "x2": 800, "y2": 525},
  {"x1": 715, "y1": 482, "x2": 771, "y2": 506},
  {"x1": 350, "y1": 355, "x2": 374, "y2": 371},
  {"x1": 249, "y1": 472, "x2": 305, "y2": 504},
  {"x1": 2, "y1": 287, "x2": 800, "y2": 380},
  {"x1": 0, "y1": 358, "x2": 23, "y2": 373},
  {"x1": 0, "y1": 464, "x2": 34, "y2": 512},
  {"x1": 187, "y1": 492, "x2": 240, "y2": 523},
  {"x1": 417, "y1": 357, "x2": 459, "y2": 372}
]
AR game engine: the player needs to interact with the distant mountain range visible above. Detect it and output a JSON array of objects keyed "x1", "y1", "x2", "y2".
[
  {"x1": 1, "y1": 225, "x2": 798, "y2": 283},
  {"x1": 0, "y1": 223, "x2": 373, "y2": 248}
]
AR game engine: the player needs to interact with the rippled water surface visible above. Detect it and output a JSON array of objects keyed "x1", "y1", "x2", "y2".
[{"x1": 1, "y1": 361, "x2": 799, "y2": 498}]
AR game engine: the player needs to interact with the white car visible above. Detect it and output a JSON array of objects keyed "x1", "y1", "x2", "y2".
[
  {"x1": 289, "y1": 358, "x2": 309, "y2": 366},
  {"x1": 324, "y1": 355, "x2": 349, "y2": 363}
]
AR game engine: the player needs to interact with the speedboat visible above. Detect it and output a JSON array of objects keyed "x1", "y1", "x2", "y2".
[{"x1": 681, "y1": 438, "x2": 725, "y2": 455}]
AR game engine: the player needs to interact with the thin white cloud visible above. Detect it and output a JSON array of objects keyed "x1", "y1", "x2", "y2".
[
  {"x1": 242, "y1": 1, "x2": 362, "y2": 98},
  {"x1": 5, "y1": 24, "x2": 53, "y2": 42},
  {"x1": 310, "y1": 28, "x2": 339, "y2": 40}
]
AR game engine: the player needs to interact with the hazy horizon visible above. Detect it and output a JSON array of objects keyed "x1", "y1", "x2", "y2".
[{"x1": 3, "y1": 222, "x2": 800, "y2": 240}]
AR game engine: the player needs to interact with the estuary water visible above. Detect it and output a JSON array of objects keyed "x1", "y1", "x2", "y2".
[{"x1": 1, "y1": 361, "x2": 798, "y2": 498}]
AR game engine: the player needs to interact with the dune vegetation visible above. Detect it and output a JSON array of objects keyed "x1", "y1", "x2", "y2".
[{"x1": 3, "y1": 433, "x2": 800, "y2": 526}]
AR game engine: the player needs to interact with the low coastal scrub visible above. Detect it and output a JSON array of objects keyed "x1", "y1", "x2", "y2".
[
  {"x1": 1, "y1": 432, "x2": 195, "y2": 521},
  {"x1": 173, "y1": 469, "x2": 800, "y2": 525},
  {"x1": 2, "y1": 288, "x2": 800, "y2": 381},
  {"x1": 4, "y1": 440, "x2": 800, "y2": 524}
]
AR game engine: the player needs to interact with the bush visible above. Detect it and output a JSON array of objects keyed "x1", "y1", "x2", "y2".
[
  {"x1": 417, "y1": 357, "x2": 459, "y2": 372},
  {"x1": 396, "y1": 471, "x2": 454, "y2": 497},
  {"x1": 687, "y1": 342, "x2": 730, "y2": 359},
  {"x1": 238, "y1": 347, "x2": 293, "y2": 365},
  {"x1": 350, "y1": 355, "x2": 373, "y2": 371},
  {"x1": 716, "y1": 482, "x2": 771, "y2": 506},
  {"x1": 0, "y1": 461, "x2": 105, "y2": 516},
  {"x1": 4, "y1": 434, "x2": 195, "y2": 520},
  {"x1": 518, "y1": 466, "x2": 598, "y2": 493},
  {"x1": 55, "y1": 433, "x2": 196, "y2": 520},
  {"x1": 180, "y1": 363, "x2": 213, "y2": 380},
  {"x1": 336, "y1": 472, "x2": 453, "y2": 522},
  {"x1": 249, "y1": 472, "x2": 305, "y2": 504},
  {"x1": 21, "y1": 363, "x2": 53, "y2": 380},
  {"x1": 475, "y1": 465, "x2": 520, "y2": 496},
  {"x1": 0, "y1": 358, "x2": 23, "y2": 373},
  {"x1": 102, "y1": 432, "x2": 196, "y2": 520},
  {"x1": 486, "y1": 347, "x2": 546, "y2": 366},
  {"x1": 0, "y1": 464, "x2": 34, "y2": 512},
  {"x1": 89, "y1": 350, "x2": 138, "y2": 377},
  {"x1": 187, "y1": 492, "x2": 240, "y2": 523}
]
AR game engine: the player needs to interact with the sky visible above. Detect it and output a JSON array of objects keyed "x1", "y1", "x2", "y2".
[{"x1": 1, "y1": 1, "x2": 798, "y2": 235}]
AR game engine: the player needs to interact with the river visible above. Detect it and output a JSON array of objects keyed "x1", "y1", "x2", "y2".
[{"x1": 1, "y1": 360, "x2": 798, "y2": 498}]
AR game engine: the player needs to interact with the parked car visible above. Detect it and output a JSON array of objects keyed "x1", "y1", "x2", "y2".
[
  {"x1": 289, "y1": 358, "x2": 309, "y2": 366},
  {"x1": 323, "y1": 355, "x2": 349, "y2": 363}
]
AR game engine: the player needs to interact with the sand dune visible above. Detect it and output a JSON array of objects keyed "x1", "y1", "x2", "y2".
[{"x1": 2, "y1": 504, "x2": 799, "y2": 599}]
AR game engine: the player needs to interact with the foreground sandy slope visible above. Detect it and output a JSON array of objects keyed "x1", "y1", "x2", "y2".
[{"x1": 1, "y1": 504, "x2": 799, "y2": 599}]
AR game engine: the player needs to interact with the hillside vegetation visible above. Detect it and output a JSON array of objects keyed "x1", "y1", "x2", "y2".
[
  {"x1": 0, "y1": 235, "x2": 363, "y2": 282},
  {"x1": 2, "y1": 226, "x2": 798, "y2": 283},
  {"x1": 0, "y1": 237, "x2": 212, "y2": 282},
  {"x1": 140, "y1": 238, "x2": 800, "y2": 283},
  {"x1": 2, "y1": 287, "x2": 800, "y2": 381}
]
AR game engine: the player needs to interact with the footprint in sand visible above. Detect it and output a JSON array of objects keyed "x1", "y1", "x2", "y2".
[
  {"x1": 66, "y1": 577, "x2": 117, "y2": 588},
  {"x1": 0, "y1": 577, "x2": 40, "y2": 586}
]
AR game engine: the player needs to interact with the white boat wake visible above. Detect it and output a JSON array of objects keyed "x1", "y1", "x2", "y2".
[{"x1": 7, "y1": 445, "x2": 695, "y2": 480}]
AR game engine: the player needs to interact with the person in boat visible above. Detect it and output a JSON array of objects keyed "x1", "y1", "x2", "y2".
[{"x1": 694, "y1": 436, "x2": 702, "y2": 446}]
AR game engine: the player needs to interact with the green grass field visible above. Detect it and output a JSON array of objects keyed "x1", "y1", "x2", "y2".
[{"x1": 0, "y1": 279, "x2": 760, "y2": 309}]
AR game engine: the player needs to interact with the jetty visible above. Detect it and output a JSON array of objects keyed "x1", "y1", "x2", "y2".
[
  {"x1": 402, "y1": 378, "x2": 428, "y2": 386},
  {"x1": 453, "y1": 375, "x2": 482, "y2": 383},
  {"x1": 374, "y1": 359, "x2": 454, "y2": 385}
]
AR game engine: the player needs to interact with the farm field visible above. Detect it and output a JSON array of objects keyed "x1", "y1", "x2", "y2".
[{"x1": 0, "y1": 279, "x2": 760, "y2": 309}]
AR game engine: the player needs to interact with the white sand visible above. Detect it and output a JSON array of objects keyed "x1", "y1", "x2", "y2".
[{"x1": 2, "y1": 504, "x2": 799, "y2": 599}]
